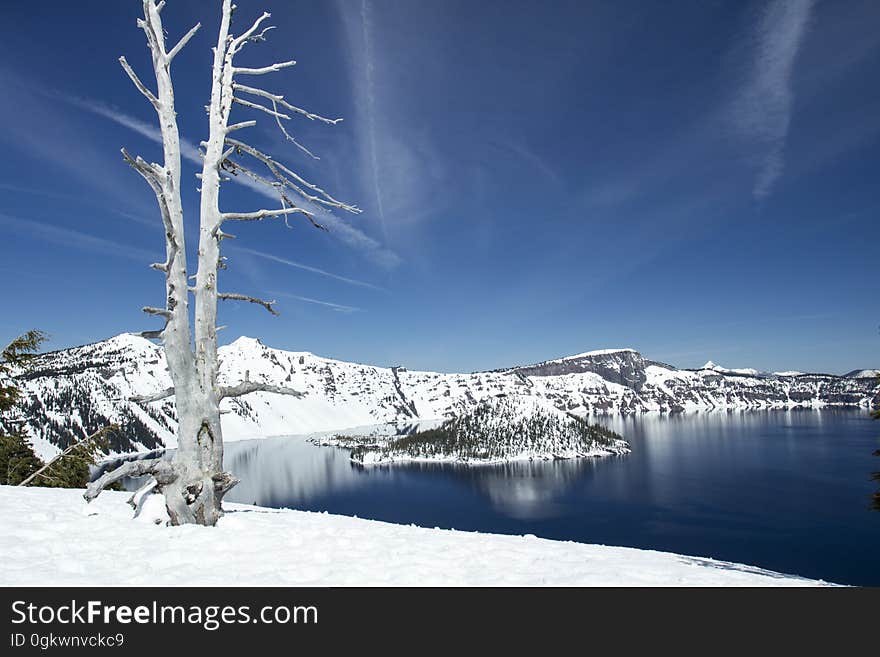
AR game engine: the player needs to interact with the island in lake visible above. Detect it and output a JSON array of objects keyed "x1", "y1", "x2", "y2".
[{"x1": 314, "y1": 396, "x2": 631, "y2": 465}]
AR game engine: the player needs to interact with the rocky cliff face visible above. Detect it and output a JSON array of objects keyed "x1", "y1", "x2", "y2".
[
  {"x1": 507, "y1": 348, "x2": 662, "y2": 391},
  {"x1": 12, "y1": 334, "x2": 879, "y2": 459}
]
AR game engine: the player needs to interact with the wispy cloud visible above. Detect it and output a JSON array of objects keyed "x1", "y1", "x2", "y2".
[
  {"x1": 52, "y1": 90, "x2": 400, "y2": 267},
  {"x1": 53, "y1": 92, "x2": 203, "y2": 162},
  {"x1": 334, "y1": 0, "x2": 447, "y2": 235},
  {"x1": 270, "y1": 290, "x2": 362, "y2": 313},
  {"x1": 233, "y1": 246, "x2": 385, "y2": 291},
  {"x1": 733, "y1": 0, "x2": 816, "y2": 200},
  {"x1": 0, "y1": 212, "x2": 155, "y2": 262},
  {"x1": 0, "y1": 182, "x2": 155, "y2": 227},
  {"x1": 359, "y1": 0, "x2": 388, "y2": 241}
]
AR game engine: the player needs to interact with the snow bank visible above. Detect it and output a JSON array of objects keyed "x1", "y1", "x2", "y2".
[{"x1": 0, "y1": 486, "x2": 828, "y2": 586}]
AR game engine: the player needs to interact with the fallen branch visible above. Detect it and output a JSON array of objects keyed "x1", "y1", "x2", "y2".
[
  {"x1": 127, "y1": 478, "x2": 158, "y2": 509},
  {"x1": 84, "y1": 457, "x2": 176, "y2": 503},
  {"x1": 18, "y1": 426, "x2": 118, "y2": 488}
]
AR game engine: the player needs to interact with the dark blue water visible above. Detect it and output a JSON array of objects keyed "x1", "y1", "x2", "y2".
[{"x1": 223, "y1": 409, "x2": 880, "y2": 585}]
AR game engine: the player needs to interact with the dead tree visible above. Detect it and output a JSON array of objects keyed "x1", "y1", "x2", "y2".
[{"x1": 84, "y1": 0, "x2": 359, "y2": 525}]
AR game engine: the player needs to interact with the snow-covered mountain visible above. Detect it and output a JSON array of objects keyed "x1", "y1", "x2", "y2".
[{"x1": 14, "y1": 334, "x2": 880, "y2": 459}]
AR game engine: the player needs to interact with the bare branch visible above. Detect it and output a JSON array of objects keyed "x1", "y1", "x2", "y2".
[
  {"x1": 167, "y1": 22, "x2": 201, "y2": 62},
  {"x1": 222, "y1": 156, "x2": 278, "y2": 188},
  {"x1": 143, "y1": 306, "x2": 173, "y2": 319},
  {"x1": 119, "y1": 56, "x2": 160, "y2": 109},
  {"x1": 221, "y1": 158, "x2": 325, "y2": 231},
  {"x1": 84, "y1": 457, "x2": 176, "y2": 503},
  {"x1": 127, "y1": 478, "x2": 158, "y2": 509},
  {"x1": 121, "y1": 148, "x2": 163, "y2": 185},
  {"x1": 18, "y1": 426, "x2": 118, "y2": 488},
  {"x1": 250, "y1": 25, "x2": 276, "y2": 43},
  {"x1": 130, "y1": 387, "x2": 175, "y2": 404},
  {"x1": 270, "y1": 98, "x2": 320, "y2": 160},
  {"x1": 137, "y1": 328, "x2": 165, "y2": 340},
  {"x1": 221, "y1": 207, "x2": 312, "y2": 222},
  {"x1": 138, "y1": 6, "x2": 168, "y2": 61},
  {"x1": 220, "y1": 381, "x2": 305, "y2": 400},
  {"x1": 229, "y1": 11, "x2": 272, "y2": 54},
  {"x1": 233, "y1": 60, "x2": 296, "y2": 76},
  {"x1": 233, "y1": 83, "x2": 343, "y2": 125},
  {"x1": 218, "y1": 292, "x2": 279, "y2": 316},
  {"x1": 225, "y1": 139, "x2": 360, "y2": 214},
  {"x1": 232, "y1": 95, "x2": 289, "y2": 120},
  {"x1": 226, "y1": 120, "x2": 257, "y2": 133},
  {"x1": 221, "y1": 158, "x2": 327, "y2": 231}
]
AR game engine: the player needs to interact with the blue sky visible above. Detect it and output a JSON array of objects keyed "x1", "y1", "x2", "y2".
[{"x1": 0, "y1": 0, "x2": 877, "y2": 374}]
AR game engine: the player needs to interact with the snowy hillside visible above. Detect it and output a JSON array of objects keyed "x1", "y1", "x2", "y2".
[
  {"x1": 14, "y1": 334, "x2": 880, "y2": 459},
  {"x1": 844, "y1": 369, "x2": 880, "y2": 379},
  {"x1": 0, "y1": 486, "x2": 828, "y2": 586}
]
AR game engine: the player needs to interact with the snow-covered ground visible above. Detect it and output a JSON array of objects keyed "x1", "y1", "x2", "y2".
[{"x1": 0, "y1": 486, "x2": 829, "y2": 586}]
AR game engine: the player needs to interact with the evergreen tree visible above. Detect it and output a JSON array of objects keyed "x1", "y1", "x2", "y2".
[
  {"x1": 0, "y1": 331, "x2": 47, "y2": 484},
  {"x1": 0, "y1": 330, "x2": 46, "y2": 417},
  {"x1": 0, "y1": 432, "x2": 42, "y2": 485},
  {"x1": 0, "y1": 330, "x2": 116, "y2": 488}
]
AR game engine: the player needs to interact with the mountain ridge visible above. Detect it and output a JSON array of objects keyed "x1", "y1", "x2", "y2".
[{"x1": 10, "y1": 333, "x2": 880, "y2": 460}]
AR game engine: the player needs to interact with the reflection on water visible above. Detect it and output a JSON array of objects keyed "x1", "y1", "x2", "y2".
[
  {"x1": 226, "y1": 433, "x2": 356, "y2": 508},
  {"x1": 445, "y1": 458, "x2": 614, "y2": 520},
  {"x1": 223, "y1": 423, "x2": 624, "y2": 521},
  {"x1": 121, "y1": 409, "x2": 880, "y2": 585}
]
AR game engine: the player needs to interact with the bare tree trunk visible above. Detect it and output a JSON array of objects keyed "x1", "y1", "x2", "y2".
[{"x1": 84, "y1": 0, "x2": 356, "y2": 526}]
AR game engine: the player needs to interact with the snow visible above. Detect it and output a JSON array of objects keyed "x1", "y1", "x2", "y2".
[
  {"x1": 0, "y1": 485, "x2": 829, "y2": 586},
  {"x1": 18, "y1": 333, "x2": 880, "y2": 459},
  {"x1": 701, "y1": 361, "x2": 762, "y2": 376},
  {"x1": 336, "y1": 395, "x2": 630, "y2": 466},
  {"x1": 532, "y1": 348, "x2": 638, "y2": 367},
  {"x1": 846, "y1": 369, "x2": 880, "y2": 379},
  {"x1": 564, "y1": 348, "x2": 638, "y2": 359}
]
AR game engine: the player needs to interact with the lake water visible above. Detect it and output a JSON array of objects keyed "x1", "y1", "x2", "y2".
[{"x1": 217, "y1": 409, "x2": 880, "y2": 585}]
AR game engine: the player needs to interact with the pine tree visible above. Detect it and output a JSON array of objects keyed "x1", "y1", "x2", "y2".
[
  {"x1": 0, "y1": 433, "x2": 42, "y2": 486},
  {"x1": 0, "y1": 331, "x2": 47, "y2": 484},
  {"x1": 1, "y1": 330, "x2": 116, "y2": 488}
]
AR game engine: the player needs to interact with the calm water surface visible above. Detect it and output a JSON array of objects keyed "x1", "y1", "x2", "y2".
[{"x1": 218, "y1": 409, "x2": 879, "y2": 585}]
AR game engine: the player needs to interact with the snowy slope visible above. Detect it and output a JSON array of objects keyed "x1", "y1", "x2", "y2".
[
  {"x1": 14, "y1": 334, "x2": 880, "y2": 459},
  {"x1": 0, "y1": 486, "x2": 829, "y2": 586},
  {"x1": 844, "y1": 369, "x2": 880, "y2": 379},
  {"x1": 701, "y1": 361, "x2": 761, "y2": 376}
]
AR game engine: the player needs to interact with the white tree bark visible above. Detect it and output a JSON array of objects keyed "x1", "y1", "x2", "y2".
[{"x1": 84, "y1": 0, "x2": 358, "y2": 526}]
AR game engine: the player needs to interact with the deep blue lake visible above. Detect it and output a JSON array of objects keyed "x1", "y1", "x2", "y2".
[{"x1": 219, "y1": 409, "x2": 880, "y2": 585}]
